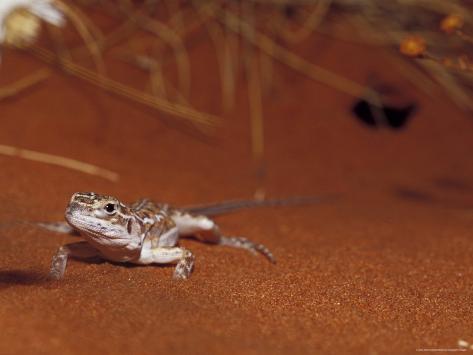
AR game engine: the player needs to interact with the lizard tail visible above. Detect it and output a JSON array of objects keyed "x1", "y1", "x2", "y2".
[
  {"x1": 220, "y1": 236, "x2": 276, "y2": 263},
  {"x1": 183, "y1": 194, "x2": 337, "y2": 217}
]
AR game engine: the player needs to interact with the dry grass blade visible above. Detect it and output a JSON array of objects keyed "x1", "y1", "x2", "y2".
[
  {"x1": 213, "y1": 7, "x2": 381, "y2": 105},
  {"x1": 149, "y1": 59, "x2": 167, "y2": 99},
  {"x1": 53, "y1": 0, "x2": 106, "y2": 75},
  {"x1": 248, "y1": 53, "x2": 266, "y2": 198},
  {"x1": 116, "y1": 0, "x2": 192, "y2": 100},
  {"x1": 128, "y1": 54, "x2": 191, "y2": 105},
  {"x1": 117, "y1": 0, "x2": 195, "y2": 99},
  {"x1": 240, "y1": 2, "x2": 266, "y2": 198},
  {"x1": 30, "y1": 46, "x2": 220, "y2": 132},
  {"x1": 279, "y1": 0, "x2": 332, "y2": 44},
  {"x1": 139, "y1": 16, "x2": 191, "y2": 99},
  {"x1": 240, "y1": 3, "x2": 264, "y2": 164},
  {"x1": 194, "y1": 4, "x2": 235, "y2": 112},
  {"x1": 420, "y1": 59, "x2": 473, "y2": 112},
  {"x1": 0, "y1": 69, "x2": 50, "y2": 100},
  {"x1": 70, "y1": 15, "x2": 137, "y2": 57},
  {"x1": 0, "y1": 144, "x2": 119, "y2": 182}
]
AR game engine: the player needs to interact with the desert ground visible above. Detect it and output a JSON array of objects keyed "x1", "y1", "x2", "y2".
[{"x1": 0, "y1": 18, "x2": 473, "y2": 354}]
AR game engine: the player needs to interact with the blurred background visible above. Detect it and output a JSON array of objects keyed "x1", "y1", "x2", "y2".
[
  {"x1": 1, "y1": 1, "x2": 473, "y2": 354},
  {"x1": 1, "y1": 0, "x2": 472, "y2": 204}
]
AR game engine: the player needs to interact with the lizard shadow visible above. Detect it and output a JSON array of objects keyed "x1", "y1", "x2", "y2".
[
  {"x1": 106, "y1": 261, "x2": 166, "y2": 269},
  {"x1": 105, "y1": 260, "x2": 184, "y2": 273},
  {"x1": 0, "y1": 270, "x2": 48, "y2": 289}
]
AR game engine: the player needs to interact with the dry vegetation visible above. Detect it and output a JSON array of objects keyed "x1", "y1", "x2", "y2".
[{"x1": 1, "y1": 0, "x2": 472, "y2": 186}]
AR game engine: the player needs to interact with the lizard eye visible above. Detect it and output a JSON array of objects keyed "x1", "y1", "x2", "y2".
[{"x1": 104, "y1": 203, "x2": 117, "y2": 214}]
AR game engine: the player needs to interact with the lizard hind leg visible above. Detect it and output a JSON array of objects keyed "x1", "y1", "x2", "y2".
[{"x1": 171, "y1": 211, "x2": 275, "y2": 263}]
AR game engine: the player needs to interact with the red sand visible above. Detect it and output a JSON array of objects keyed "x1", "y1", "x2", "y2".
[{"x1": 0, "y1": 34, "x2": 473, "y2": 355}]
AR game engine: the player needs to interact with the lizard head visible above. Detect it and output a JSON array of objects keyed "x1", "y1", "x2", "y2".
[{"x1": 65, "y1": 192, "x2": 138, "y2": 243}]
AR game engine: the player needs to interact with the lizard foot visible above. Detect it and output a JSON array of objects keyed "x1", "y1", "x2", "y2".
[
  {"x1": 173, "y1": 249, "x2": 195, "y2": 280},
  {"x1": 49, "y1": 246, "x2": 68, "y2": 280}
]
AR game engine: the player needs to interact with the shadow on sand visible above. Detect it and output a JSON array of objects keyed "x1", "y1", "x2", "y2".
[{"x1": 0, "y1": 270, "x2": 47, "y2": 289}]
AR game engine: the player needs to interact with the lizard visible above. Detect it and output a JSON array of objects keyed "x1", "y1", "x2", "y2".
[{"x1": 47, "y1": 192, "x2": 330, "y2": 280}]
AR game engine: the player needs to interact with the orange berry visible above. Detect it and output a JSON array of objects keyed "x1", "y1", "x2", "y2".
[
  {"x1": 400, "y1": 36, "x2": 426, "y2": 57},
  {"x1": 441, "y1": 14, "x2": 464, "y2": 34}
]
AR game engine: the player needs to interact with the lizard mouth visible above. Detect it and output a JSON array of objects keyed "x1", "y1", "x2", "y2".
[
  {"x1": 64, "y1": 212, "x2": 129, "y2": 243},
  {"x1": 64, "y1": 207, "x2": 77, "y2": 227}
]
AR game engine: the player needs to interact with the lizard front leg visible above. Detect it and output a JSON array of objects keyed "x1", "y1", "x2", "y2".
[
  {"x1": 136, "y1": 246, "x2": 195, "y2": 280},
  {"x1": 49, "y1": 241, "x2": 100, "y2": 280},
  {"x1": 170, "y1": 211, "x2": 275, "y2": 263}
]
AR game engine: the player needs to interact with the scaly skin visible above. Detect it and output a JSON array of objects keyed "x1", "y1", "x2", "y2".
[{"x1": 49, "y1": 192, "x2": 275, "y2": 280}]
